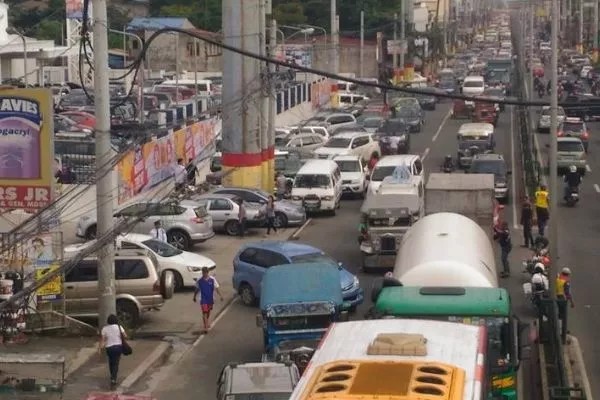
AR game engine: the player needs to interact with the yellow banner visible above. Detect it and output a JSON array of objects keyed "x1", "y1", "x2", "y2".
[{"x1": 36, "y1": 264, "x2": 63, "y2": 301}]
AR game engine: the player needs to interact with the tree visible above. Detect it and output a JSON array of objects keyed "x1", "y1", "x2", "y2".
[
  {"x1": 35, "y1": 20, "x2": 64, "y2": 44},
  {"x1": 273, "y1": 2, "x2": 307, "y2": 26}
]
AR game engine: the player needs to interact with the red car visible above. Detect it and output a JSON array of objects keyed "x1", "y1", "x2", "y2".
[
  {"x1": 532, "y1": 64, "x2": 545, "y2": 78},
  {"x1": 60, "y1": 111, "x2": 96, "y2": 129}
]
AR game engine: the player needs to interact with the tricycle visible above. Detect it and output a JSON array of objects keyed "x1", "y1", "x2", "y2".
[
  {"x1": 472, "y1": 102, "x2": 498, "y2": 126},
  {"x1": 451, "y1": 99, "x2": 473, "y2": 119}
]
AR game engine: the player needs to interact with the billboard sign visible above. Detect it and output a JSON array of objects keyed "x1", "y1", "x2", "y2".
[
  {"x1": 66, "y1": 0, "x2": 85, "y2": 20},
  {"x1": 0, "y1": 88, "x2": 54, "y2": 210}
]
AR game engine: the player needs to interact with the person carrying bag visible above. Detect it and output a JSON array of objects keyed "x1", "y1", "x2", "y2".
[{"x1": 99, "y1": 314, "x2": 132, "y2": 388}]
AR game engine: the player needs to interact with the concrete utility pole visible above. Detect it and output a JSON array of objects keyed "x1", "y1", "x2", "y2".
[
  {"x1": 221, "y1": 0, "x2": 262, "y2": 188},
  {"x1": 442, "y1": 0, "x2": 448, "y2": 66},
  {"x1": 530, "y1": 4, "x2": 534, "y2": 101},
  {"x1": 594, "y1": 0, "x2": 599, "y2": 62},
  {"x1": 331, "y1": 0, "x2": 339, "y2": 74},
  {"x1": 360, "y1": 10, "x2": 364, "y2": 78},
  {"x1": 259, "y1": 0, "x2": 268, "y2": 192},
  {"x1": 268, "y1": 18, "x2": 277, "y2": 192},
  {"x1": 393, "y1": 13, "x2": 398, "y2": 69},
  {"x1": 400, "y1": 1, "x2": 406, "y2": 70},
  {"x1": 92, "y1": 0, "x2": 116, "y2": 327},
  {"x1": 549, "y1": 0, "x2": 559, "y2": 300},
  {"x1": 579, "y1": 0, "x2": 584, "y2": 54},
  {"x1": 334, "y1": 15, "x2": 340, "y2": 74}
]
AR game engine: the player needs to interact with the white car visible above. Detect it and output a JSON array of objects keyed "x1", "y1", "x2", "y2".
[
  {"x1": 64, "y1": 233, "x2": 216, "y2": 290},
  {"x1": 333, "y1": 155, "x2": 368, "y2": 197},
  {"x1": 581, "y1": 65, "x2": 593, "y2": 79},
  {"x1": 313, "y1": 132, "x2": 380, "y2": 162}
]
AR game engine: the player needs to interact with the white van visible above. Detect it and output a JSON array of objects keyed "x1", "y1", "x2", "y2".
[
  {"x1": 367, "y1": 154, "x2": 424, "y2": 195},
  {"x1": 377, "y1": 175, "x2": 425, "y2": 219},
  {"x1": 462, "y1": 76, "x2": 485, "y2": 96},
  {"x1": 291, "y1": 159, "x2": 342, "y2": 215},
  {"x1": 159, "y1": 79, "x2": 213, "y2": 96}
]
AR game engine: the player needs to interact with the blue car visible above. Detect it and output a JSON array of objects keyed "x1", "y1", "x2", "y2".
[{"x1": 233, "y1": 241, "x2": 364, "y2": 309}]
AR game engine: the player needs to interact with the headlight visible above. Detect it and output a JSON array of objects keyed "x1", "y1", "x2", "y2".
[
  {"x1": 187, "y1": 266, "x2": 203, "y2": 272},
  {"x1": 292, "y1": 196, "x2": 302, "y2": 200},
  {"x1": 352, "y1": 276, "x2": 360, "y2": 287}
]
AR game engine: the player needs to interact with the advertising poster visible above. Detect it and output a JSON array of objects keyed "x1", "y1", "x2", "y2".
[
  {"x1": 117, "y1": 119, "x2": 218, "y2": 204},
  {"x1": 35, "y1": 265, "x2": 63, "y2": 302},
  {"x1": 66, "y1": 0, "x2": 85, "y2": 20},
  {"x1": 0, "y1": 89, "x2": 54, "y2": 211}
]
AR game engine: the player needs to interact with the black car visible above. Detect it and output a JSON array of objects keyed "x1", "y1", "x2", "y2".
[
  {"x1": 375, "y1": 119, "x2": 411, "y2": 154},
  {"x1": 563, "y1": 95, "x2": 600, "y2": 121}
]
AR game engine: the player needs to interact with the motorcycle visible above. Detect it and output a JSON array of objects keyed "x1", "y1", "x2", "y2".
[
  {"x1": 522, "y1": 250, "x2": 551, "y2": 275},
  {"x1": 441, "y1": 162, "x2": 454, "y2": 173},
  {"x1": 565, "y1": 186, "x2": 579, "y2": 207},
  {"x1": 523, "y1": 281, "x2": 549, "y2": 314}
]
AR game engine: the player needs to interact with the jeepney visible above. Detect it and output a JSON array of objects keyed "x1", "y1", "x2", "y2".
[
  {"x1": 457, "y1": 122, "x2": 495, "y2": 169},
  {"x1": 257, "y1": 263, "x2": 350, "y2": 372},
  {"x1": 359, "y1": 179, "x2": 422, "y2": 271}
]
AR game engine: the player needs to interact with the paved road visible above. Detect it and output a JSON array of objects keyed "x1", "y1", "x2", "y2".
[
  {"x1": 529, "y1": 68, "x2": 600, "y2": 398},
  {"x1": 126, "y1": 98, "x2": 541, "y2": 399}
]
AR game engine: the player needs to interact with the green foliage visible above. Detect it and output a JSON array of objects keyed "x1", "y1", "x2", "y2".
[
  {"x1": 150, "y1": 0, "x2": 222, "y2": 32},
  {"x1": 273, "y1": 2, "x2": 307, "y2": 26}
]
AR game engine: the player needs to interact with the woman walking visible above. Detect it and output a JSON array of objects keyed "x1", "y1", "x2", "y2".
[
  {"x1": 99, "y1": 314, "x2": 127, "y2": 388},
  {"x1": 265, "y1": 195, "x2": 277, "y2": 235}
]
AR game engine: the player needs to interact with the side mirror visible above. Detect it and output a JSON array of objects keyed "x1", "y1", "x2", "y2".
[{"x1": 255, "y1": 314, "x2": 264, "y2": 328}]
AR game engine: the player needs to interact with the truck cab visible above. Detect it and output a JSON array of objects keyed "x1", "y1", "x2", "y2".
[
  {"x1": 217, "y1": 362, "x2": 300, "y2": 400},
  {"x1": 257, "y1": 263, "x2": 350, "y2": 372}
]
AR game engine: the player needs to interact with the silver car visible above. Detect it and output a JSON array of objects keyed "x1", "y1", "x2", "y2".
[
  {"x1": 191, "y1": 193, "x2": 267, "y2": 235},
  {"x1": 76, "y1": 200, "x2": 215, "y2": 250},
  {"x1": 537, "y1": 106, "x2": 565, "y2": 133},
  {"x1": 211, "y1": 187, "x2": 306, "y2": 228},
  {"x1": 556, "y1": 137, "x2": 587, "y2": 175}
]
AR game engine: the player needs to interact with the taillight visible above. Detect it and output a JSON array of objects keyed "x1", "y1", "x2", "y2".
[
  {"x1": 557, "y1": 131, "x2": 563, "y2": 137},
  {"x1": 582, "y1": 131, "x2": 589, "y2": 139},
  {"x1": 153, "y1": 280, "x2": 160, "y2": 293},
  {"x1": 191, "y1": 217, "x2": 204, "y2": 223}
]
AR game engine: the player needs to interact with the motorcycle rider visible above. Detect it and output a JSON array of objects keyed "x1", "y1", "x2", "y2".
[
  {"x1": 531, "y1": 263, "x2": 550, "y2": 313},
  {"x1": 533, "y1": 76, "x2": 541, "y2": 91},
  {"x1": 563, "y1": 165, "x2": 582, "y2": 201},
  {"x1": 442, "y1": 155, "x2": 454, "y2": 171}
]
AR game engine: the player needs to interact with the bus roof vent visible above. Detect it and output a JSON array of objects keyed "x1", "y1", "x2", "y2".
[
  {"x1": 367, "y1": 333, "x2": 427, "y2": 356},
  {"x1": 302, "y1": 360, "x2": 464, "y2": 400}
]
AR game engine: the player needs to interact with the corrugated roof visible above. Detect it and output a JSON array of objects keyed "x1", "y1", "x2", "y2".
[{"x1": 126, "y1": 17, "x2": 190, "y2": 31}]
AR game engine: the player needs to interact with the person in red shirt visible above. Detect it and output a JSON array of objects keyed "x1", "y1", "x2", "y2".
[{"x1": 367, "y1": 152, "x2": 380, "y2": 171}]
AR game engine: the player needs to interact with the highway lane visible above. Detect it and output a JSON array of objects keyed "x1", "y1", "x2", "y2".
[
  {"x1": 532, "y1": 83, "x2": 600, "y2": 397},
  {"x1": 129, "y1": 96, "x2": 543, "y2": 399}
]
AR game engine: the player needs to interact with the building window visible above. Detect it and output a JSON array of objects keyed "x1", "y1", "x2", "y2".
[
  {"x1": 132, "y1": 40, "x2": 139, "y2": 50},
  {"x1": 187, "y1": 42, "x2": 201, "y2": 57}
]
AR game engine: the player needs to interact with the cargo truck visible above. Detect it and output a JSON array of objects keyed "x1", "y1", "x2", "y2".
[{"x1": 370, "y1": 213, "x2": 523, "y2": 400}]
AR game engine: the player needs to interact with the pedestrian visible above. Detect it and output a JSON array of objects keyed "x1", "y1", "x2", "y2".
[
  {"x1": 174, "y1": 158, "x2": 186, "y2": 191},
  {"x1": 265, "y1": 195, "x2": 277, "y2": 235},
  {"x1": 186, "y1": 158, "x2": 198, "y2": 186},
  {"x1": 534, "y1": 184, "x2": 550, "y2": 236},
  {"x1": 520, "y1": 196, "x2": 534, "y2": 248},
  {"x1": 556, "y1": 267, "x2": 575, "y2": 341},
  {"x1": 149, "y1": 220, "x2": 168, "y2": 242},
  {"x1": 193, "y1": 267, "x2": 223, "y2": 333},
  {"x1": 276, "y1": 172, "x2": 287, "y2": 201},
  {"x1": 367, "y1": 152, "x2": 380, "y2": 171},
  {"x1": 238, "y1": 198, "x2": 247, "y2": 237},
  {"x1": 494, "y1": 221, "x2": 512, "y2": 278},
  {"x1": 99, "y1": 314, "x2": 127, "y2": 388}
]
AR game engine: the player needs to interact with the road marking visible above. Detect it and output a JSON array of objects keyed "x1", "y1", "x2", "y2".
[
  {"x1": 422, "y1": 147, "x2": 430, "y2": 161},
  {"x1": 594, "y1": 184, "x2": 600, "y2": 193},
  {"x1": 192, "y1": 297, "x2": 239, "y2": 348},
  {"x1": 432, "y1": 109, "x2": 452, "y2": 142},
  {"x1": 289, "y1": 218, "x2": 312, "y2": 240},
  {"x1": 586, "y1": 164, "x2": 591, "y2": 172},
  {"x1": 510, "y1": 106, "x2": 520, "y2": 230}
]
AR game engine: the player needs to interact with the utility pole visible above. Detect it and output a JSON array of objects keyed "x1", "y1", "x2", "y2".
[
  {"x1": 92, "y1": 0, "x2": 116, "y2": 327},
  {"x1": 393, "y1": 13, "x2": 398, "y2": 70},
  {"x1": 194, "y1": 38, "x2": 198, "y2": 105},
  {"x1": 530, "y1": 3, "x2": 534, "y2": 101},
  {"x1": 330, "y1": 0, "x2": 339, "y2": 74},
  {"x1": 268, "y1": 18, "x2": 277, "y2": 192},
  {"x1": 400, "y1": 1, "x2": 406, "y2": 72},
  {"x1": 334, "y1": 15, "x2": 340, "y2": 74},
  {"x1": 594, "y1": 0, "x2": 599, "y2": 62},
  {"x1": 360, "y1": 10, "x2": 364, "y2": 78},
  {"x1": 259, "y1": 0, "x2": 268, "y2": 191},
  {"x1": 579, "y1": 0, "x2": 584, "y2": 54},
  {"x1": 175, "y1": 33, "x2": 180, "y2": 105},
  {"x1": 442, "y1": 0, "x2": 448, "y2": 66},
  {"x1": 549, "y1": 0, "x2": 559, "y2": 304}
]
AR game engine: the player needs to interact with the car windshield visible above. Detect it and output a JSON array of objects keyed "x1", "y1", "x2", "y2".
[
  {"x1": 379, "y1": 120, "x2": 407, "y2": 134},
  {"x1": 362, "y1": 118, "x2": 383, "y2": 128},
  {"x1": 308, "y1": 116, "x2": 326, "y2": 122},
  {"x1": 541, "y1": 108, "x2": 565, "y2": 117},
  {"x1": 439, "y1": 79, "x2": 455, "y2": 87},
  {"x1": 558, "y1": 141, "x2": 584, "y2": 152},
  {"x1": 470, "y1": 160, "x2": 506, "y2": 176},
  {"x1": 464, "y1": 81, "x2": 484, "y2": 87},
  {"x1": 371, "y1": 165, "x2": 398, "y2": 181},
  {"x1": 335, "y1": 160, "x2": 362, "y2": 172},
  {"x1": 562, "y1": 122, "x2": 584, "y2": 132},
  {"x1": 395, "y1": 108, "x2": 417, "y2": 118},
  {"x1": 324, "y1": 138, "x2": 351, "y2": 148},
  {"x1": 294, "y1": 174, "x2": 331, "y2": 188},
  {"x1": 290, "y1": 252, "x2": 337, "y2": 265},
  {"x1": 142, "y1": 239, "x2": 182, "y2": 257},
  {"x1": 274, "y1": 137, "x2": 288, "y2": 146}
]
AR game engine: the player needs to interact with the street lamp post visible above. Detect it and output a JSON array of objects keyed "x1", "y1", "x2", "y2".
[
  {"x1": 112, "y1": 28, "x2": 145, "y2": 122},
  {"x1": 6, "y1": 27, "x2": 27, "y2": 86}
]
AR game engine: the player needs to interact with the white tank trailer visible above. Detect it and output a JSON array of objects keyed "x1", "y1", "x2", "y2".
[{"x1": 393, "y1": 212, "x2": 498, "y2": 288}]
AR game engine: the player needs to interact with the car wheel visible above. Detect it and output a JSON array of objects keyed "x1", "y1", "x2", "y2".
[
  {"x1": 167, "y1": 230, "x2": 190, "y2": 250},
  {"x1": 116, "y1": 300, "x2": 140, "y2": 329},
  {"x1": 225, "y1": 220, "x2": 240, "y2": 236},
  {"x1": 273, "y1": 212, "x2": 288, "y2": 228},
  {"x1": 239, "y1": 283, "x2": 257, "y2": 306},
  {"x1": 85, "y1": 225, "x2": 97, "y2": 240},
  {"x1": 169, "y1": 269, "x2": 184, "y2": 291},
  {"x1": 160, "y1": 270, "x2": 175, "y2": 299}
]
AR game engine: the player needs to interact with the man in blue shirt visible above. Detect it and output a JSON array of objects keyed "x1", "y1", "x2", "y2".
[{"x1": 193, "y1": 267, "x2": 223, "y2": 333}]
